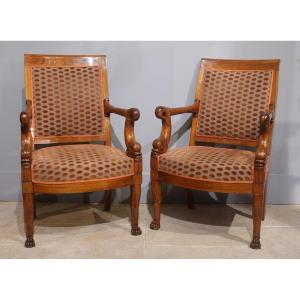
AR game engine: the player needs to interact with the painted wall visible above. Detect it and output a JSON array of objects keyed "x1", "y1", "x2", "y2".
[{"x1": 0, "y1": 41, "x2": 299, "y2": 204}]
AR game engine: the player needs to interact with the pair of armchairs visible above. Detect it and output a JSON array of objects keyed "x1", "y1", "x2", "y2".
[{"x1": 21, "y1": 54, "x2": 279, "y2": 249}]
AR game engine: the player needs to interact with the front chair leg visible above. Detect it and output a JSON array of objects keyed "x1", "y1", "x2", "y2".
[
  {"x1": 103, "y1": 190, "x2": 112, "y2": 211},
  {"x1": 33, "y1": 195, "x2": 36, "y2": 218},
  {"x1": 262, "y1": 181, "x2": 268, "y2": 221},
  {"x1": 150, "y1": 179, "x2": 162, "y2": 230},
  {"x1": 130, "y1": 184, "x2": 142, "y2": 235},
  {"x1": 23, "y1": 193, "x2": 35, "y2": 248},
  {"x1": 250, "y1": 193, "x2": 263, "y2": 249}
]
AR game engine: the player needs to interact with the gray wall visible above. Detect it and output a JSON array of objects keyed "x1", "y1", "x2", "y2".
[{"x1": 0, "y1": 41, "x2": 299, "y2": 204}]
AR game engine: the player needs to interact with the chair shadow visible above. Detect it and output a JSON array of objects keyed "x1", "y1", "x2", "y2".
[
  {"x1": 15, "y1": 193, "x2": 133, "y2": 239},
  {"x1": 146, "y1": 184, "x2": 252, "y2": 245}
]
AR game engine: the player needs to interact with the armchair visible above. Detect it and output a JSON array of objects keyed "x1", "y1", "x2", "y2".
[
  {"x1": 150, "y1": 59, "x2": 279, "y2": 249},
  {"x1": 21, "y1": 54, "x2": 142, "y2": 248}
]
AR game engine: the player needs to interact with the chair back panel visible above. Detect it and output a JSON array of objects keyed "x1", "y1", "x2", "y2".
[
  {"x1": 191, "y1": 59, "x2": 279, "y2": 147},
  {"x1": 24, "y1": 54, "x2": 109, "y2": 144}
]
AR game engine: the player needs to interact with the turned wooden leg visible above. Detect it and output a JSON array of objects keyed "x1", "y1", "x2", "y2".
[
  {"x1": 130, "y1": 184, "x2": 142, "y2": 235},
  {"x1": 103, "y1": 190, "x2": 112, "y2": 211},
  {"x1": 187, "y1": 189, "x2": 194, "y2": 209},
  {"x1": 150, "y1": 179, "x2": 162, "y2": 230},
  {"x1": 23, "y1": 193, "x2": 35, "y2": 248},
  {"x1": 250, "y1": 192, "x2": 263, "y2": 249}
]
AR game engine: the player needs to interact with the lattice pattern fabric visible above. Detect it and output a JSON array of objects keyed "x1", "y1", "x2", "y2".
[
  {"x1": 196, "y1": 70, "x2": 273, "y2": 140},
  {"x1": 32, "y1": 66, "x2": 105, "y2": 137},
  {"x1": 32, "y1": 145, "x2": 133, "y2": 183},
  {"x1": 158, "y1": 146, "x2": 255, "y2": 182}
]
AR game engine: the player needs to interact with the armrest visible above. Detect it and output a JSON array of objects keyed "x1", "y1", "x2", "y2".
[
  {"x1": 255, "y1": 109, "x2": 275, "y2": 169},
  {"x1": 152, "y1": 102, "x2": 199, "y2": 155},
  {"x1": 20, "y1": 100, "x2": 33, "y2": 167},
  {"x1": 104, "y1": 98, "x2": 141, "y2": 158}
]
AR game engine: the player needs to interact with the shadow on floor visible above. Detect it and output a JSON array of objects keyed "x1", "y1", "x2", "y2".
[
  {"x1": 16, "y1": 193, "x2": 132, "y2": 234},
  {"x1": 147, "y1": 184, "x2": 252, "y2": 226},
  {"x1": 146, "y1": 185, "x2": 253, "y2": 245}
]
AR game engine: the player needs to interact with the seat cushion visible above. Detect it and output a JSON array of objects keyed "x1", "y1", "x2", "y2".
[
  {"x1": 158, "y1": 146, "x2": 255, "y2": 182},
  {"x1": 32, "y1": 144, "x2": 134, "y2": 183}
]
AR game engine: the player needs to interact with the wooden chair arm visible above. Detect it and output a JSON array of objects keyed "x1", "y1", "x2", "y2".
[
  {"x1": 20, "y1": 108, "x2": 33, "y2": 167},
  {"x1": 104, "y1": 98, "x2": 141, "y2": 158},
  {"x1": 152, "y1": 102, "x2": 199, "y2": 155},
  {"x1": 255, "y1": 109, "x2": 274, "y2": 169}
]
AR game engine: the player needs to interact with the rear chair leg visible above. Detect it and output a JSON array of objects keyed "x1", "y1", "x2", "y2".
[
  {"x1": 130, "y1": 184, "x2": 142, "y2": 235},
  {"x1": 83, "y1": 192, "x2": 90, "y2": 204},
  {"x1": 150, "y1": 179, "x2": 162, "y2": 230},
  {"x1": 187, "y1": 189, "x2": 194, "y2": 209},
  {"x1": 23, "y1": 193, "x2": 35, "y2": 248},
  {"x1": 103, "y1": 190, "x2": 112, "y2": 211}
]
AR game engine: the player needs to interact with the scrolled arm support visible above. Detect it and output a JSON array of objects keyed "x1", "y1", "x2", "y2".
[
  {"x1": 152, "y1": 106, "x2": 171, "y2": 155},
  {"x1": 20, "y1": 102, "x2": 33, "y2": 167},
  {"x1": 152, "y1": 102, "x2": 199, "y2": 155},
  {"x1": 104, "y1": 98, "x2": 141, "y2": 158},
  {"x1": 255, "y1": 109, "x2": 274, "y2": 169}
]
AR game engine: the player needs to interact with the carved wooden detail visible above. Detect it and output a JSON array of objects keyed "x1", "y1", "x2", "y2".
[
  {"x1": 152, "y1": 103, "x2": 199, "y2": 155},
  {"x1": 104, "y1": 98, "x2": 142, "y2": 159}
]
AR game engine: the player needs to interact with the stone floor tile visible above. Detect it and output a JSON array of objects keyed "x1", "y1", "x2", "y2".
[{"x1": 144, "y1": 244, "x2": 272, "y2": 259}]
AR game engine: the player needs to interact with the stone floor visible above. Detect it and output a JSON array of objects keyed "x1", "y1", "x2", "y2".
[{"x1": 0, "y1": 201, "x2": 300, "y2": 258}]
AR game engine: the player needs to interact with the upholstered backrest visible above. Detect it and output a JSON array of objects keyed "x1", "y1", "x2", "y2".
[
  {"x1": 24, "y1": 54, "x2": 109, "y2": 144},
  {"x1": 192, "y1": 59, "x2": 279, "y2": 146}
]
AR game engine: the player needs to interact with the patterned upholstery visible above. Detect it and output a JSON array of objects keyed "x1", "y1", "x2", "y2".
[
  {"x1": 32, "y1": 66, "x2": 105, "y2": 137},
  {"x1": 32, "y1": 144, "x2": 133, "y2": 183},
  {"x1": 158, "y1": 146, "x2": 255, "y2": 182},
  {"x1": 196, "y1": 70, "x2": 273, "y2": 140}
]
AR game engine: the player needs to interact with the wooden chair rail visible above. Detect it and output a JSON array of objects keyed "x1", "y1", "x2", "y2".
[{"x1": 158, "y1": 172, "x2": 253, "y2": 194}]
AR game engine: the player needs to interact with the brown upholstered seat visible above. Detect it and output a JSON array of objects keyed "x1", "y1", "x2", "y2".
[
  {"x1": 158, "y1": 146, "x2": 255, "y2": 182},
  {"x1": 32, "y1": 144, "x2": 134, "y2": 183}
]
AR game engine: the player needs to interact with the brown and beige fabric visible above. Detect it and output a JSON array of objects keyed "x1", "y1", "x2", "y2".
[
  {"x1": 21, "y1": 54, "x2": 142, "y2": 248},
  {"x1": 150, "y1": 59, "x2": 279, "y2": 249},
  {"x1": 32, "y1": 145, "x2": 134, "y2": 183},
  {"x1": 158, "y1": 146, "x2": 255, "y2": 182}
]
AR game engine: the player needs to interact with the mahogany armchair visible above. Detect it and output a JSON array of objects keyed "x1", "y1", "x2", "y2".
[
  {"x1": 21, "y1": 54, "x2": 142, "y2": 248},
  {"x1": 150, "y1": 59, "x2": 279, "y2": 249}
]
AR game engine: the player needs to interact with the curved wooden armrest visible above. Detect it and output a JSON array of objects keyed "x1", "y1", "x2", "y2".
[
  {"x1": 152, "y1": 102, "x2": 199, "y2": 155},
  {"x1": 104, "y1": 98, "x2": 141, "y2": 158},
  {"x1": 255, "y1": 109, "x2": 274, "y2": 169},
  {"x1": 20, "y1": 103, "x2": 33, "y2": 166}
]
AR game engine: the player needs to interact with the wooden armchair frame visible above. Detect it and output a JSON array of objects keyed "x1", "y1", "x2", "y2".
[
  {"x1": 150, "y1": 59, "x2": 279, "y2": 249},
  {"x1": 21, "y1": 54, "x2": 142, "y2": 248}
]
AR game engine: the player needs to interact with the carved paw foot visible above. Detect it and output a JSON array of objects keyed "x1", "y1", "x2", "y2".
[
  {"x1": 250, "y1": 239, "x2": 261, "y2": 249},
  {"x1": 25, "y1": 237, "x2": 35, "y2": 248},
  {"x1": 150, "y1": 221, "x2": 160, "y2": 230},
  {"x1": 131, "y1": 226, "x2": 142, "y2": 236}
]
